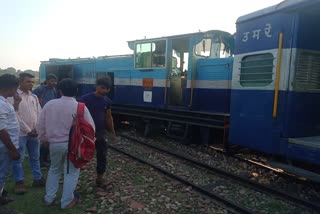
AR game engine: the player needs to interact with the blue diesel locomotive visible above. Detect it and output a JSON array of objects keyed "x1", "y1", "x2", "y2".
[{"x1": 39, "y1": 0, "x2": 320, "y2": 175}]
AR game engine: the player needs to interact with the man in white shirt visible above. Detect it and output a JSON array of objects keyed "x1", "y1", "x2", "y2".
[
  {"x1": 0, "y1": 74, "x2": 20, "y2": 205},
  {"x1": 37, "y1": 78, "x2": 95, "y2": 209},
  {"x1": 9, "y1": 73, "x2": 44, "y2": 194}
]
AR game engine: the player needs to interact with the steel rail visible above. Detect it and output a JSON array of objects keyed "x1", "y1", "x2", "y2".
[
  {"x1": 119, "y1": 134, "x2": 320, "y2": 211},
  {"x1": 109, "y1": 144, "x2": 253, "y2": 214}
]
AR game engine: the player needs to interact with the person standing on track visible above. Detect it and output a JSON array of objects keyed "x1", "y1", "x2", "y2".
[{"x1": 79, "y1": 76, "x2": 116, "y2": 188}]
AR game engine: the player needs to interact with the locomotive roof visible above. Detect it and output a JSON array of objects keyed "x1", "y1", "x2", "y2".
[
  {"x1": 127, "y1": 30, "x2": 233, "y2": 44},
  {"x1": 41, "y1": 54, "x2": 133, "y2": 64},
  {"x1": 127, "y1": 30, "x2": 234, "y2": 53},
  {"x1": 237, "y1": 0, "x2": 317, "y2": 24}
]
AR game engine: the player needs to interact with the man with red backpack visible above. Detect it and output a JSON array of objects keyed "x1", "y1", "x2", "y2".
[{"x1": 37, "y1": 78, "x2": 95, "y2": 209}]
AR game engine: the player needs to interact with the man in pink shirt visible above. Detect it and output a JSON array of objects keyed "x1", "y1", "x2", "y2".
[{"x1": 10, "y1": 73, "x2": 44, "y2": 194}]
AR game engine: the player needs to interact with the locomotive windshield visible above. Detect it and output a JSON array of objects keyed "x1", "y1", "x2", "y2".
[
  {"x1": 195, "y1": 38, "x2": 232, "y2": 58},
  {"x1": 135, "y1": 40, "x2": 166, "y2": 69}
]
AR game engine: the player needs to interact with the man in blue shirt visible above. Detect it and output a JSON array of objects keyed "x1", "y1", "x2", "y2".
[
  {"x1": 33, "y1": 74, "x2": 58, "y2": 108},
  {"x1": 33, "y1": 74, "x2": 58, "y2": 167},
  {"x1": 79, "y1": 76, "x2": 116, "y2": 187}
]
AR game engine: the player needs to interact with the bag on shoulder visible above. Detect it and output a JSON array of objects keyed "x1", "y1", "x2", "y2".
[{"x1": 68, "y1": 102, "x2": 95, "y2": 170}]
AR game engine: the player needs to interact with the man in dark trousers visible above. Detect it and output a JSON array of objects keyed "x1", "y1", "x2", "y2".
[{"x1": 79, "y1": 76, "x2": 116, "y2": 187}]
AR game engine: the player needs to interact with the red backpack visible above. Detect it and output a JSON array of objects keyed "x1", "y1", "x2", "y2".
[{"x1": 68, "y1": 102, "x2": 95, "y2": 170}]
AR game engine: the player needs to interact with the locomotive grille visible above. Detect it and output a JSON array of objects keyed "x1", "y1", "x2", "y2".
[{"x1": 293, "y1": 51, "x2": 320, "y2": 91}]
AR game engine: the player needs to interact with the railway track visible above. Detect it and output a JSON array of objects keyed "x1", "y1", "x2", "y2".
[
  {"x1": 206, "y1": 144, "x2": 320, "y2": 183},
  {"x1": 109, "y1": 145, "x2": 254, "y2": 214},
  {"x1": 110, "y1": 134, "x2": 318, "y2": 213},
  {"x1": 119, "y1": 128, "x2": 320, "y2": 199},
  {"x1": 110, "y1": 146, "x2": 251, "y2": 214}
]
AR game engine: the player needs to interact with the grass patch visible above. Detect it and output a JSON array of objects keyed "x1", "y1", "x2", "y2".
[{"x1": 6, "y1": 158, "x2": 87, "y2": 214}]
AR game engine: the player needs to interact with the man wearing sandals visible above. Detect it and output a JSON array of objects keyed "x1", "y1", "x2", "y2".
[
  {"x1": 79, "y1": 76, "x2": 116, "y2": 188},
  {"x1": 0, "y1": 74, "x2": 20, "y2": 206},
  {"x1": 37, "y1": 79, "x2": 95, "y2": 209}
]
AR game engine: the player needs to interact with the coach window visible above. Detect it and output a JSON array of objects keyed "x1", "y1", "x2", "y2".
[
  {"x1": 135, "y1": 40, "x2": 166, "y2": 69},
  {"x1": 240, "y1": 53, "x2": 274, "y2": 87}
]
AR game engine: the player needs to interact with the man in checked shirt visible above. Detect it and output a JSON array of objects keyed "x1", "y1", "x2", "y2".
[
  {"x1": 8, "y1": 72, "x2": 45, "y2": 194},
  {"x1": 0, "y1": 74, "x2": 20, "y2": 206}
]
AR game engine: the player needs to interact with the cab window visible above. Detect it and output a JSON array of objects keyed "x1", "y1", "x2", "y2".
[
  {"x1": 135, "y1": 40, "x2": 166, "y2": 69},
  {"x1": 195, "y1": 38, "x2": 211, "y2": 57}
]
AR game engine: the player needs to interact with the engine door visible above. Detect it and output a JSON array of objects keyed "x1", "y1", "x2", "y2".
[{"x1": 167, "y1": 38, "x2": 189, "y2": 107}]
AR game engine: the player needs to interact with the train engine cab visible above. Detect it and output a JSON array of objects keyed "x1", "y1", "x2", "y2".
[
  {"x1": 126, "y1": 30, "x2": 234, "y2": 112},
  {"x1": 112, "y1": 31, "x2": 235, "y2": 142}
]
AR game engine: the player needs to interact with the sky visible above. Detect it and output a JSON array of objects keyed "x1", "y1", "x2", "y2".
[{"x1": 0, "y1": 0, "x2": 283, "y2": 71}]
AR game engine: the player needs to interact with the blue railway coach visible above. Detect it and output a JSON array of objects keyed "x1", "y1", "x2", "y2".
[
  {"x1": 39, "y1": 0, "x2": 320, "y2": 176},
  {"x1": 229, "y1": 0, "x2": 320, "y2": 167}
]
